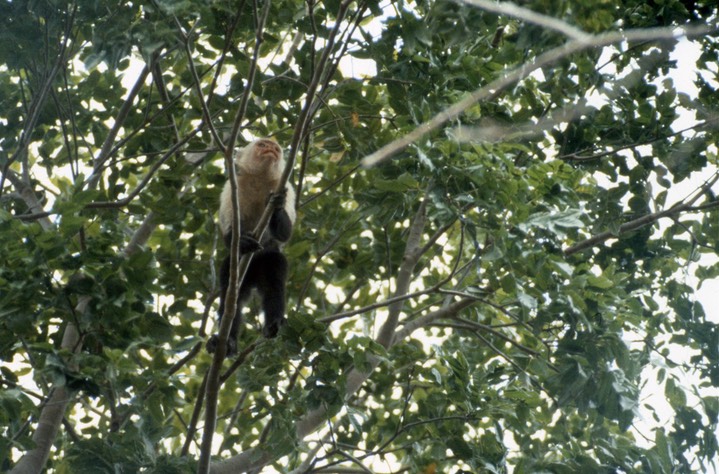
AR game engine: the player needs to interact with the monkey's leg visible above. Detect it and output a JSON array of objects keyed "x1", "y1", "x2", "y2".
[
  {"x1": 207, "y1": 255, "x2": 232, "y2": 355},
  {"x1": 254, "y1": 250, "x2": 289, "y2": 338},
  {"x1": 226, "y1": 273, "x2": 256, "y2": 356},
  {"x1": 208, "y1": 254, "x2": 253, "y2": 356}
]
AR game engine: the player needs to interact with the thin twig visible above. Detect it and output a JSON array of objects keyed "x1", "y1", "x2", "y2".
[
  {"x1": 198, "y1": 0, "x2": 273, "y2": 471},
  {"x1": 565, "y1": 171, "x2": 719, "y2": 255},
  {"x1": 561, "y1": 118, "x2": 719, "y2": 162},
  {"x1": 178, "y1": 19, "x2": 227, "y2": 154}
]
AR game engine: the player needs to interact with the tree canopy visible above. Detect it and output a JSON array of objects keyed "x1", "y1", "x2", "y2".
[{"x1": 1, "y1": 0, "x2": 718, "y2": 472}]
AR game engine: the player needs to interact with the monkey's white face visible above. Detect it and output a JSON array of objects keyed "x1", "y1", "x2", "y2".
[
  {"x1": 255, "y1": 139, "x2": 282, "y2": 161},
  {"x1": 237, "y1": 139, "x2": 284, "y2": 175}
]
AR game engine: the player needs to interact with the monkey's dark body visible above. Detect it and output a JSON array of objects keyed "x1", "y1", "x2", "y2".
[{"x1": 217, "y1": 204, "x2": 293, "y2": 353}]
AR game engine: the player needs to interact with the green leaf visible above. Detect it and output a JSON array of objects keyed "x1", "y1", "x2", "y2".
[{"x1": 586, "y1": 274, "x2": 614, "y2": 289}]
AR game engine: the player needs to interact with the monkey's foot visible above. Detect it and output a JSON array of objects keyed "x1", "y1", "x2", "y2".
[{"x1": 263, "y1": 317, "x2": 286, "y2": 338}]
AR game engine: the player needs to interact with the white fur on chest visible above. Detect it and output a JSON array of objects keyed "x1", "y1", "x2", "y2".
[{"x1": 219, "y1": 173, "x2": 296, "y2": 239}]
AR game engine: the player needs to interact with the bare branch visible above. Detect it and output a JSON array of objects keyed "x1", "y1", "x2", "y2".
[
  {"x1": 377, "y1": 199, "x2": 428, "y2": 348},
  {"x1": 455, "y1": 0, "x2": 590, "y2": 41},
  {"x1": 211, "y1": 298, "x2": 477, "y2": 474},
  {"x1": 86, "y1": 63, "x2": 151, "y2": 190},
  {"x1": 219, "y1": 341, "x2": 260, "y2": 384},
  {"x1": 286, "y1": 437, "x2": 326, "y2": 474},
  {"x1": 565, "y1": 171, "x2": 719, "y2": 255},
  {"x1": 182, "y1": 372, "x2": 209, "y2": 457},
  {"x1": 199, "y1": 0, "x2": 273, "y2": 470},
  {"x1": 207, "y1": 2, "x2": 247, "y2": 107},
  {"x1": 296, "y1": 219, "x2": 360, "y2": 311},
  {"x1": 86, "y1": 128, "x2": 201, "y2": 209},
  {"x1": 4, "y1": 170, "x2": 53, "y2": 230},
  {"x1": 560, "y1": 118, "x2": 719, "y2": 162},
  {"x1": 4, "y1": 4, "x2": 76, "y2": 182},
  {"x1": 361, "y1": 23, "x2": 715, "y2": 168},
  {"x1": 179, "y1": 20, "x2": 227, "y2": 154},
  {"x1": 321, "y1": 217, "x2": 463, "y2": 324},
  {"x1": 300, "y1": 164, "x2": 361, "y2": 207},
  {"x1": 394, "y1": 298, "x2": 476, "y2": 342},
  {"x1": 9, "y1": 301, "x2": 84, "y2": 474},
  {"x1": 444, "y1": 317, "x2": 542, "y2": 357},
  {"x1": 151, "y1": 57, "x2": 181, "y2": 142}
]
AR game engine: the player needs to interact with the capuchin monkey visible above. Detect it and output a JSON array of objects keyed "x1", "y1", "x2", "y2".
[{"x1": 207, "y1": 139, "x2": 296, "y2": 356}]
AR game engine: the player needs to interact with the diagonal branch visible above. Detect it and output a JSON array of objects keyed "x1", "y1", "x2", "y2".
[
  {"x1": 5, "y1": 5, "x2": 76, "y2": 174},
  {"x1": 211, "y1": 297, "x2": 477, "y2": 474},
  {"x1": 179, "y1": 19, "x2": 227, "y2": 154},
  {"x1": 455, "y1": 0, "x2": 590, "y2": 41},
  {"x1": 86, "y1": 128, "x2": 202, "y2": 209},
  {"x1": 560, "y1": 118, "x2": 719, "y2": 162},
  {"x1": 361, "y1": 23, "x2": 715, "y2": 168},
  {"x1": 86, "y1": 63, "x2": 151, "y2": 190},
  {"x1": 565, "y1": 171, "x2": 719, "y2": 255},
  {"x1": 9, "y1": 302, "x2": 84, "y2": 474},
  {"x1": 1, "y1": 5, "x2": 76, "y2": 205}
]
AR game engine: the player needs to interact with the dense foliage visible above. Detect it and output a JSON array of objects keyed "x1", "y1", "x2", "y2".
[{"x1": 1, "y1": 0, "x2": 718, "y2": 472}]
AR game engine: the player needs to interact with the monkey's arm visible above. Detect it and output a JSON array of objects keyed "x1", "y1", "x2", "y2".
[{"x1": 268, "y1": 188, "x2": 293, "y2": 242}]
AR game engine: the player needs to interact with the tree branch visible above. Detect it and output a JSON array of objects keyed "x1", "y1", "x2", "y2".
[
  {"x1": 9, "y1": 302, "x2": 84, "y2": 474},
  {"x1": 361, "y1": 23, "x2": 715, "y2": 167},
  {"x1": 211, "y1": 296, "x2": 476, "y2": 473},
  {"x1": 179, "y1": 20, "x2": 227, "y2": 155},
  {"x1": 564, "y1": 171, "x2": 719, "y2": 255},
  {"x1": 321, "y1": 217, "x2": 463, "y2": 326},
  {"x1": 296, "y1": 218, "x2": 360, "y2": 312},
  {"x1": 393, "y1": 298, "x2": 476, "y2": 342},
  {"x1": 455, "y1": 0, "x2": 590, "y2": 41},
  {"x1": 86, "y1": 63, "x2": 151, "y2": 190},
  {"x1": 2, "y1": 4, "x2": 76, "y2": 197},
  {"x1": 560, "y1": 118, "x2": 719, "y2": 162},
  {"x1": 198, "y1": 0, "x2": 273, "y2": 471},
  {"x1": 376, "y1": 199, "x2": 428, "y2": 348},
  {"x1": 86, "y1": 128, "x2": 201, "y2": 209}
]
